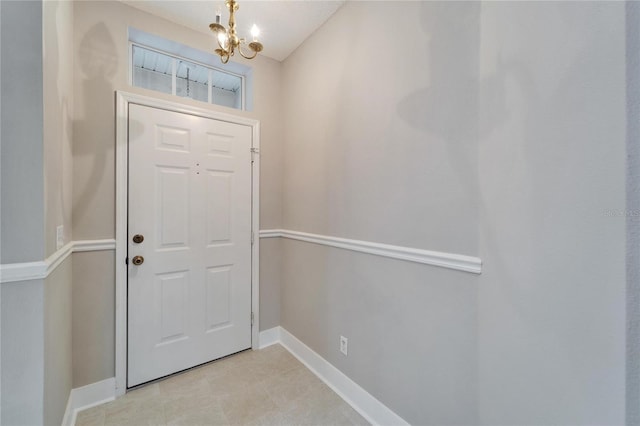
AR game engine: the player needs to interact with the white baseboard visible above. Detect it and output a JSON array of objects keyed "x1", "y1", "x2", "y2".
[
  {"x1": 258, "y1": 326, "x2": 281, "y2": 349},
  {"x1": 61, "y1": 392, "x2": 74, "y2": 426},
  {"x1": 62, "y1": 377, "x2": 116, "y2": 426},
  {"x1": 259, "y1": 327, "x2": 408, "y2": 426}
]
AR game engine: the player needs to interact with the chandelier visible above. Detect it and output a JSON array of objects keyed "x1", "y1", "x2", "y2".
[{"x1": 209, "y1": 0, "x2": 263, "y2": 64}]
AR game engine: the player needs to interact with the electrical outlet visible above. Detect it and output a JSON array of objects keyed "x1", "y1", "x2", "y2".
[
  {"x1": 340, "y1": 335, "x2": 348, "y2": 356},
  {"x1": 56, "y1": 225, "x2": 64, "y2": 250}
]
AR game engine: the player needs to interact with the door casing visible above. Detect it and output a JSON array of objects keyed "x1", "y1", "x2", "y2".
[{"x1": 114, "y1": 91, "x2": 260, "y2": 396}]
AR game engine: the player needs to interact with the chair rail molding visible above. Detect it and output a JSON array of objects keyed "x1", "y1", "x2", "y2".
[
  {"x1": 259, "y1": 229, "x2": 482, "y2": 274},
  {"x1": 0, "y1": 239, "x2": 116, "y2": 284}
]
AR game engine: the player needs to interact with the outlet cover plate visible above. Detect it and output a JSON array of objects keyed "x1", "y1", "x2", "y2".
[
  {"x1": 340, "y1": 335, "x2": 348, "y2": 356},
  {"x1": 56, "y1": 225, "x2": 64, "y2": 250}
]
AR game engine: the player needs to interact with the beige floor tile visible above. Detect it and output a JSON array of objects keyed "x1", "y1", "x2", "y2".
[
  {"x1": 163, "y1": 393, "x2": 228, "y2": 426},
  {"x1": 280, "y1": 381, "x2": 362, "y2": 424},
  {"x1": 124, "y1": 383, "x2": 162, "y2": 402},
  {"x1": 103, "y1": 397, "x2": 165, "y2": 426},
  {"x1": 253, "y1": 345, "x2": 303, "y2": 373},
  {"x1": 220, "y1": 383, "x2": 280, "y2": 425},
  {"x1": 222, "y1": 348, "x2": 264, "y2": 367},
  {"x1": 241, "y1": 409, "x2": 290, "y2": 426},
  {"x1": 259, "y1": 366, "x2": 321, "y2": 409},
  {"x1": 207, "y1": 364, "x2": 258, "y2": 398},
  {"x1": 191, "y1": 350, "x2": 264, "y2": 386},
  {"x1": 192, "y1": 356, "x2": 239, "y2": 380},
  {"x1": 159, "y1": 370, "x2": 212, "y2": 402},
  {"x1": 252, "y1": 353, "x2": 305, "y2": 384},
  {"x1": 301, "y1": 381, "x2": 349, "y2": 410},
  {"x1": 75, "y1": 405, "x2": 106, "y2": 426},
  {"x1": 75, "y1": 345, "x2": 370, "y2": 426},
  {"x1": 281, "y1": 402, "x2": 353, "y2": 426}
]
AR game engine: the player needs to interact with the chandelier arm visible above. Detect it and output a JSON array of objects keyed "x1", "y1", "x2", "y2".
[{"x1": 238, "y1": 42, "x2": 258, "y2": 60}]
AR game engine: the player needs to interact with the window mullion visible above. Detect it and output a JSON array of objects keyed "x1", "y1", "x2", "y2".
[
  {"x1": 208, "y1": 70, "x2": 213, "y2": 104},
  {"x1": 171, "y1": 58, "x2": 177, "y2": 96}
]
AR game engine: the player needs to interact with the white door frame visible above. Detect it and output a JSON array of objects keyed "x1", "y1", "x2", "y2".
[{"x1": 114, "y1": 91, "x2": 260, "y2": 396}]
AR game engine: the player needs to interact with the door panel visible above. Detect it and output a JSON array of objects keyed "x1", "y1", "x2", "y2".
[
  {"x1": 206, "y1": 171, "x2": 232, "y2": 243},
  {"x1": 157, "y1": 167, "x2": 189, "y2": 247},
  {"x1": 128, "y1": 104, "x2": 252, "y2": 387},
  {"x1": 206, "y1": 266, "x2": 232, "y2": 330}
]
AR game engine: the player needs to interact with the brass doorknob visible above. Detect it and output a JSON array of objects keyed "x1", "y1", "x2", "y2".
[
  {"x1": 132, "y1": 234, "x2": 144, "y2": 244},
  {"x1": 132, "y1": 256, "x2": 144, "y2": 266}
]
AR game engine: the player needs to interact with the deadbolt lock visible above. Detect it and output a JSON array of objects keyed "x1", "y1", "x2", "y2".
[
  {"x1": 132, "y1": 234, "x2": 144, "y2": 244},
  {"x1": 132, "y1": 255, "x2": 144, "y2": 266}
]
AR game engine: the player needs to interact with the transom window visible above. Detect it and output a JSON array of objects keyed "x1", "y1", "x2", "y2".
[{"x1": 131, "y1": 43, "x2": 245, "y2": 110}]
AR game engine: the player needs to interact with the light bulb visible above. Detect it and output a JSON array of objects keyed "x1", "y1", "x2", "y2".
[
  {"x1": 218, "y1": 31, "x2": 228, "y2": 48},
  {"x1": 215, "y1": 7, "x2": 221, "y2": 24},
  {"x1": 251, "y1": 24, "x2": 260, "y2": 42}
]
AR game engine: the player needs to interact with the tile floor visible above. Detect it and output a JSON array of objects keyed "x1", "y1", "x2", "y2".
[{"x1": 75, "y1": 344, "x2": 369, "y2": 426}]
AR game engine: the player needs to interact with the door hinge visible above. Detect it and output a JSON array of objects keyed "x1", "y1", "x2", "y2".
[
  {"x1": 125, "y1": 257, "x2": 129, "y2": 265},
  {"x1": 250, "y1": 147, "x2": 259, "y2": 163},
  {"x1": 251, "y1": 312, "x2": 254, "y2": 326},
  {"x1": 251, "y1": 231, "x2": 255, "y2": 245}
]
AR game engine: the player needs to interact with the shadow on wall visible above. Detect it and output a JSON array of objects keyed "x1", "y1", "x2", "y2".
[
  {"x1": 396, "y1": 2, "x2": 508, "y2": 201},
  {"x1": 475, "y1": 2, "x2": 624, "y2": 321},
  {"x1": 397, "y1": 2, "x2": 481, "y2": 139},
  {"x1": 73, "y1": 23, "x2": 118, "y2": 228},
  {"x1": 393, "y1": 0, "x2": 625, "y2": 361}
]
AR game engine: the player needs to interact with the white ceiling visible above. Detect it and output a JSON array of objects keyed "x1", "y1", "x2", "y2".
[{"x1": 121, "y1": 0, "x2": 345, "y2": 62}]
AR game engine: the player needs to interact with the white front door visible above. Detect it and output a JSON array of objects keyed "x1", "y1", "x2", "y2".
[{"x1": 127, "y1": 103, "x2": 253, "y2": 387}]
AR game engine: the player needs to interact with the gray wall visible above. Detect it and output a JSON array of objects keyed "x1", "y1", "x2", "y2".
[
  {"x1": 282, "y1": 2, "x2": 478, "y2": 255},
  {"x1": 71, "y1": 0, "x2": 283, "y2": 387},
  {"x1": 476, "y1": 2, "x2": 626, "y2": 424},
  {"x1": 43, "y1": 0, "x2": 74, "y2": 258},
  {"x1": 281, "y1": 240, "x2": 477, "y2": 424},
  {"x1": 44, "y1": 258, "x2": 73, "y2": 426},
  {"x1": 0, "y1": 0, "x2": 44, "y2": 264},
  {"x1": 72, "y1": 251, "x2": 115, "y2": 388},
  {"x1": 42, "y1": 2, "x2": 75, "y2": 424},
  {"x1": 281, "y1": 2, "x2": 479, "y2": 424},
  {"x1": 280, "y1": 1, "x2": 627, "y2": 424},
  {"x1": 1, "y1": 280, "x2": 44, "y2": 426},
  {"x1": 627, "y1": 3, "x2": 640, "y2": 425},
  {"x1": 259, "y1": 238, "x2": 281, "y2": 330},
  {"x1": 0, "y1": 262, "x2": 72, "y2": 426},
  {"x1": 1, "y1": 1, "x2": 75, "y2": 423}
]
